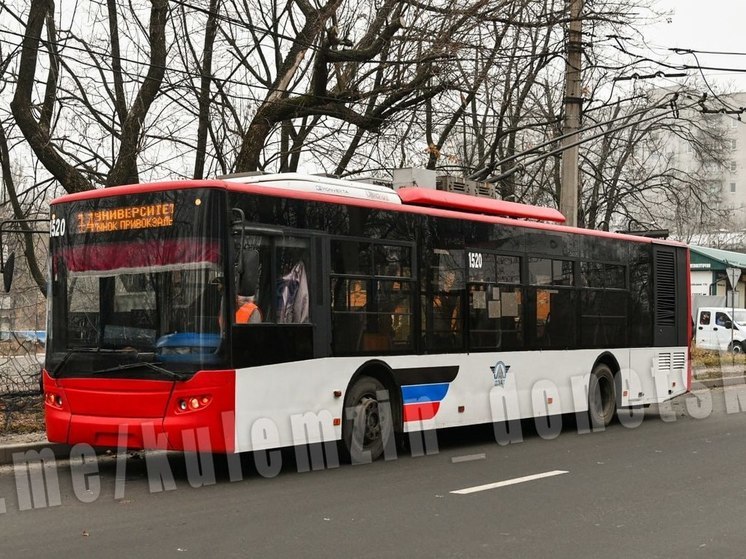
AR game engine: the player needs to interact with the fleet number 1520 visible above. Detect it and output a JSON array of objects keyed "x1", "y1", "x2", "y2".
[{"x1": 50, "y1": 216, "x2": 66, "y2": 237}]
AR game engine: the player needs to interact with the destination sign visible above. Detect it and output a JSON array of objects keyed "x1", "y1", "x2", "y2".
[{"x1": 76, "y1": 203, "x2": 175, "y2": 233}]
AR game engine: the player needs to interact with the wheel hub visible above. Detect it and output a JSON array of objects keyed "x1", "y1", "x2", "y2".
[{"x1": 358, "y1": 396, "x2": 381, "y2": 443}]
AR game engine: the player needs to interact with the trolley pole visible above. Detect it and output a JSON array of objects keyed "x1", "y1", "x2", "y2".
[{"x1": 559, "y1": 0, "x2": 583, "y2": 227}]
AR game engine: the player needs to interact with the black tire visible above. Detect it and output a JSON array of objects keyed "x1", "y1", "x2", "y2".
[
  {"x1": 588, "y1": 364, "x2": 617, "y2": 429},
  {"x1": 341, "y1": 376, "x2": 392, "y2": 462},
  {"x1": 729, "y1": 342, "x2": 744, "y2": 354}
]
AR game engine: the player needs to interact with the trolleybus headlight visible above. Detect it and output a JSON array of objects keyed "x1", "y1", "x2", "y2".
[
  {"x1": 176, "y1": 394, "x2": 212, "y2": 413},
  {"x1": 44, "y1": 393, "x2": 63, "y2": 408}
]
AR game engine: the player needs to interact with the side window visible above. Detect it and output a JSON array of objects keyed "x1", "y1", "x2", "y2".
[
  {"x1": 275, "y1": 238, "x2": 311, "y2": 324},
  {"x1": 233, "y1": 234, "x2": 269, "y2": 325},
  {"x1": 330, "y1": 240, "x2": 414, "y2": 354},
  {"x1": 424, "y1": 249, "x2": 465, "y2": 351},
  {"x1": 233, "y1": 233, "x2": 311, "y2": 325},
  {"x1": 716, "y1": 312, "x2": 730, "y2": 328},
  {"x1": 467, "y1": 252, "x2": 523, "y2": 351},
  {"x1": 530, "y1": 258, "x2": 575, "y2": 349},
  {"x1": 578, "y1": 262, "x2": 628, "y2": 348},
  {"x1": 699, "y1": 311, "x2": 711, "y2": 326},
  {"x1": 529, "y1": 257, "x2": 574, "y2": 286},
  {"x1": 535, "y1": 288, "x2": 575, "y2": 348}
]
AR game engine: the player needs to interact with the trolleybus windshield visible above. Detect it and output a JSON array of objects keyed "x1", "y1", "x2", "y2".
[{"x1": 46, "y1": 188, "x2": 228, "y2": 377}]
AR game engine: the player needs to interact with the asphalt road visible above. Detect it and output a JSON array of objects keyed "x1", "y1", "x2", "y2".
[{"x1": 2, "y1": 385, "x2": 746, "y2": 558}]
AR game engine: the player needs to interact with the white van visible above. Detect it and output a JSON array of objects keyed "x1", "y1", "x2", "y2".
[{"x1": 695, "y1": 307, "x2": 746, "y2": 352}]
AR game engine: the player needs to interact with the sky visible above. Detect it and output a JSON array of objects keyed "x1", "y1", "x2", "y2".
[{"x1": 643, "y1": 0, "x2": 746, "y2": 92}]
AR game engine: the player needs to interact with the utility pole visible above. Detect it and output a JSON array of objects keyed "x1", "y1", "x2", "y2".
[{"x1": 559, "y1": 0, "x2": 583, "y2": 227}]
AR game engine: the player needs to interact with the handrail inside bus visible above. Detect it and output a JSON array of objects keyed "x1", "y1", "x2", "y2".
[{"x1": 232, "y1": 223, "x2": 285, "y2": 236}]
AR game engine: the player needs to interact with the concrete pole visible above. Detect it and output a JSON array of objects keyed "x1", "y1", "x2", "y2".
[{"x1": 559, "y1": 0, "x2": 583, "y2": 227}]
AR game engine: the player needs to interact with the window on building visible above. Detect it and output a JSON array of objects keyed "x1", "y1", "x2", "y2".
[
  {"x1": 731, "y1": 161, "x2": 738, "y2": 173},
  {"x1": 707, "y1": 180, "x2": 723, "y2": 195},
  {"x1": 731, "y1": 182, "x2": 737, "y2": 193}
]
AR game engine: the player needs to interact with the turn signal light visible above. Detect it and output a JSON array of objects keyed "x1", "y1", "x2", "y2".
[
  {"x1": 45, "y1": 393, "x2": 63, "y2": 408},
  {"x1": 176, "y1": 394, "x2": 212, "y2": 413}
]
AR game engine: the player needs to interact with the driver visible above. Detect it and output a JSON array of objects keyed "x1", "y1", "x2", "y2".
[{"x1": 235, "y1": 292, "x2": 262, "y2": 324}]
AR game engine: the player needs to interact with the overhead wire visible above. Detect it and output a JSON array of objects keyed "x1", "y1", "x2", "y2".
[
  {"x1": 486, "y1": 97, "x2": 704, "y2": 184},
  {"x1": 3, "y1": 1, "x2": 737, "y2": 178}
]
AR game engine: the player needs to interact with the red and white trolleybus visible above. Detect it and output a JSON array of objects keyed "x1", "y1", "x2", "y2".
[{"x1": 42, "y1": 173, "x2": 691, "y2": 460}]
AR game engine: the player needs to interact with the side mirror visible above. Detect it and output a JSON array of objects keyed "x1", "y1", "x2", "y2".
[
  {"x1": 3, "y1": 252, "x2": 15, "y2": 292},
  {"x1": 725, "y1": 320, "x2": 733, "y2": 329}
]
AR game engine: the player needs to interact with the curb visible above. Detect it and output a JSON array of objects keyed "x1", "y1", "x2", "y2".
[
  {"x1": 693, "y1": 375, "x2": 746, "y2": 390},
  {"x1": 0, "y1": 442, "x2": 72, "y2": 466}
]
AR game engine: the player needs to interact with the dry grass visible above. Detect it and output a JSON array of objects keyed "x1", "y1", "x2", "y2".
[
  {"x1": 691, "y1": 346, "x2": 746, "y2": 368},
  {"x1": 0, "y1": 394, "x2": 44, "y2": 436}
]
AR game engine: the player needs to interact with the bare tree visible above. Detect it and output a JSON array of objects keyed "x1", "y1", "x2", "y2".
[{"x1": 10, "y1": 0, "x2": 169, "y2": 193}]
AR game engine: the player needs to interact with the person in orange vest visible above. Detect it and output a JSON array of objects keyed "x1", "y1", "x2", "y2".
[{"x1": 235, "y1": 293, "x2": 262, "y2": 324}]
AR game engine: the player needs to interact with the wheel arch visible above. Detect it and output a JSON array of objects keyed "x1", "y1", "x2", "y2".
[
  {"x1": 345, "y1": 359, "x2": 402, "y2": 434},
  {"x1": 591, "y1": 351, "x2": 622, "y2": 405},
  {"x1": 592, "y1": 351, "x2": 621, "y2": 375}
]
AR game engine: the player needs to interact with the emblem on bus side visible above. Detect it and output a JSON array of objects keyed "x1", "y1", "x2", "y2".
[{"x1": 490, "y1": 361, "x2": 511, "y2": 387}]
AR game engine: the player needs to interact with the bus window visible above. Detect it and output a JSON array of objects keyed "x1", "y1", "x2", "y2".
[
  {"x1": 275, "y1": 237, "x2": 310, "y2": 324},
  {"x1": 536, "y1": 289, "x2": 575, "y2": 349},
  {"x1": 233, "y1": 234, "x2": 312, "y2": 325},
  {"x1": 425, "y1": 249, "x2": 464, "y2": 351},
  {"x1": 330, "y1": 240, "x2": 414, "y2": 354},
  {"x1": 467, "y1": 252, "x2": 522, "y2": 350},
  {"x1": 233, "y1": 235, "x2": 269, "y2": 324}
]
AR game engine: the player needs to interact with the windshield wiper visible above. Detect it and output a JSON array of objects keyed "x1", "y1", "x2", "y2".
[
  {"x1": 50, "y1": 348, "x2": 125, "y2": 378},
  {"x1": 90, "y1": 360, "x2": 187, "y2": 380}
]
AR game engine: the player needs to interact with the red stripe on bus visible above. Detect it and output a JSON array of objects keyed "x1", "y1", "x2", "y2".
[{"x1": 403, "y1": 402, "x2": 441, "y2": 422}]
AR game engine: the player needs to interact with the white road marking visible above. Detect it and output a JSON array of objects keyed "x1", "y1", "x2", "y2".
[
  {"x1": 450, "y1": 469, "x2": 569, "y2": 495},
  {"x1": 450, "y1": 453, "x2": 487, "y2": 464}
]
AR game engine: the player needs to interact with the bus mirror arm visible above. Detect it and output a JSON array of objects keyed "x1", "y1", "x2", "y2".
[
  {"x1": 2, "y1": 252, "x2": 14, "y2": 293},
  {"x1": 0, "y1": 218, "x2": 49, "y2": 292}
]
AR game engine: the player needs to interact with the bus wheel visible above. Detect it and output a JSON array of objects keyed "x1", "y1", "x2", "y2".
[
  {"x1": 342, "y1": 376, "x2": 390, "y2": 462},
  {"x1": 588, "y1": 364, "x2": 616, "y2": 428}
]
